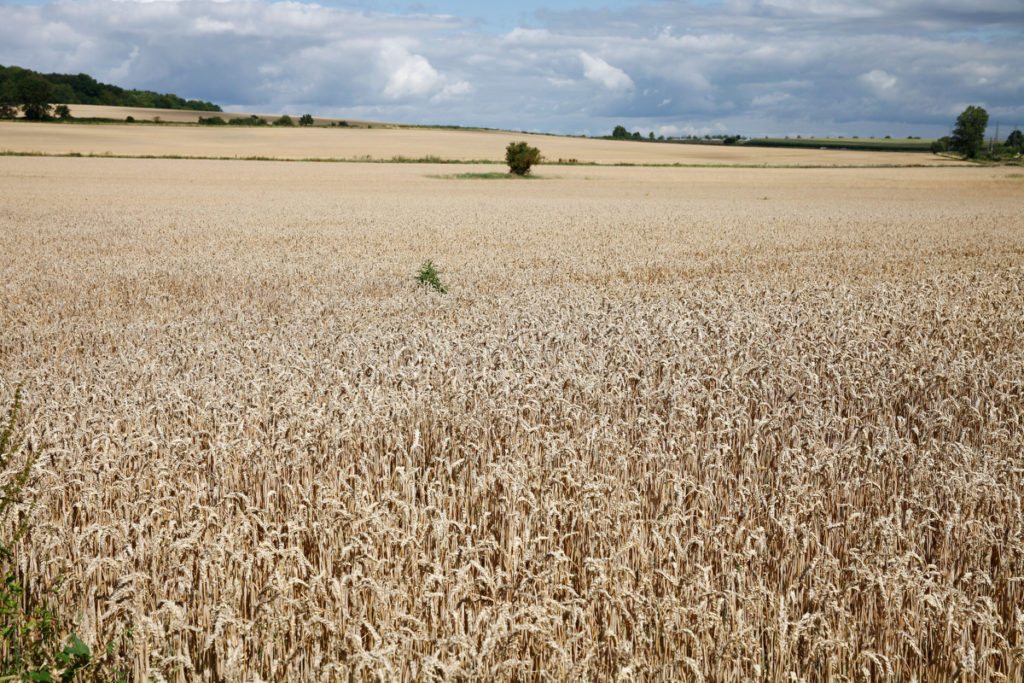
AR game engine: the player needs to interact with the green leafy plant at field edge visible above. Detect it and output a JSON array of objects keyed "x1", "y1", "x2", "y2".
[
  {"x1": 415, "y1": 260, "x2": 448, "y2": 294},
  {"x1": 0, "y1": 383, "x2": 130, "y2": 682}
]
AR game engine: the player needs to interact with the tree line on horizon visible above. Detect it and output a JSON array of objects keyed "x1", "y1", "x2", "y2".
[
  {"x1": 605, "y1": 124, "x2": 744, "y2": 144},
  {"x1": 0, "y1": 64, "x2": 221, "y2": 120},
  {"x1": 607, "y1": 106, "x2": 1022, "y2": 160}
]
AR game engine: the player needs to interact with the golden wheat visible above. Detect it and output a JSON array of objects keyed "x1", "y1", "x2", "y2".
[
  {"x1": 0, "y1": 120, "x2": 968, "y2": 167},
  {"x1": 1, "y1": 157, "x2": 1022, "y2": 681}
]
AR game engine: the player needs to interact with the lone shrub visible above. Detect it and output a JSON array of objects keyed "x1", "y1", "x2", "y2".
[
  {"x1": 299, "y1": 114, "x2": 314, "y2": 126},
  {"x1": 54, "y1": 104, "x2": 72, "y2": 120},
  {"x1": 273, "y1": 115, "x2": 296, "y2": 127},
  {"x1": 198, "y1": 116, "x2": 227, "y2": 125},
  {"x1": 505, "y1": 141, "x2": 541, "y2": 176},
  {"x1": 416, "y1": 260, "x2": 448, "y2": 294}
]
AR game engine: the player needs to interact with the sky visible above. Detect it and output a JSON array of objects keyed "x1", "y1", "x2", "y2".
[{"x1": 1, "y1": 0, "x2": 1022, "y2": 138}]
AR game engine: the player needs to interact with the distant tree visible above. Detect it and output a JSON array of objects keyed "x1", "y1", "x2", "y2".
[
  {"x1": 505, "y1": 141, "x2": 541, "y2": 175},
  {"x1": 611, "y1": 125, "x2": 629, "y2": 139},
  {"x1": 632, "y1": 131, "x2": 642, "y2": 140},
  {"x1": 14, "y1": 72, "x2": 53, "y2": 120},
  {"x1": 949, "y1": 105, "x2": 988, "y2": 159},
  {"x1": 54, "y1": 104, "x2": 71, "y2": 119},
  {"x1": 0, "y1": 83, "x2": 16, "y2": 119},
  {"x1": 1006, "y1": 129, "x2": 1023, "y2": 152},
  {"x1": 273, "y1": 115, "x2": 295, "y2": 126},
  {"x1": 930, "y1": 136, "x2": 951, "y2": 154},
  {"x1": 299, "y1": 114, "x2": 314, "y2": 126},
  {"x1": 198, "y1": 115, "x2": 227, "y2": 125}
]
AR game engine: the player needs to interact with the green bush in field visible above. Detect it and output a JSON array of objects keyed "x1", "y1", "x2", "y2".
[{"x1": 505, "y1": 141, "x2": 541, "y2": 176}]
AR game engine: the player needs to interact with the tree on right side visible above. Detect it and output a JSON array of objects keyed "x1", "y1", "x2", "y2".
[
  {"x1": 1006, "y1": 129, "x2": 1023, "y2": 153},
  {"x1": 949, "y1": 105, "x2": 989, "y2": 159}
]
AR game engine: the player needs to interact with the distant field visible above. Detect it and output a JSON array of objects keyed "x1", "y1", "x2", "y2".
[
  {"x1": 745, "y1": 137, "x2": 935, "y2": 152},
  {"x1": 1, "y1": 158, "x2": 1022, "y2": 680},
  {"x1": 61, "y1": 103, "x2": 379, "y2": 127},
  {"x1": 1, "y1": 118, "x2": 965, "y2": 166}
]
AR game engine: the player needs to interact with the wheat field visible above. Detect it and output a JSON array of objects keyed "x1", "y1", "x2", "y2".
[
  {"x1": 1, "y1": 156, "x2": 1022, "y2": 681},
  {"x1": 0, "y1": 119, "x2": 965, "y2": 167}
]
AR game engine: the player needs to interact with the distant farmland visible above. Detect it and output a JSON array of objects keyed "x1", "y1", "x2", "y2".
[
  {"x1": 0, "y1": 118, "x2": 963, "y2": 167},
  {"x1": 743, "y1": 137, "x2": 935, "y2": 152}
]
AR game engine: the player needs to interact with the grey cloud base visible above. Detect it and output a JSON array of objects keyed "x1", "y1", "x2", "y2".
[{"x1": 1, "y1": 0, "x2": 1020, "y2": 138}]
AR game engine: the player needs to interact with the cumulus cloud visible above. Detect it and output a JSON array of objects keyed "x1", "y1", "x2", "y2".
[
  {"x1": 381, "y1": 45, "x2": 442, "y2": 99},
  {"x1": 579, "y1": 52, "x2": 634, "y2": 91},
  {"x1": 0, "y1": 0, "x2": 1020, "y2": 136},
  {"x1": 859, "y1": 69, "x2": 898, "y2": 94}
]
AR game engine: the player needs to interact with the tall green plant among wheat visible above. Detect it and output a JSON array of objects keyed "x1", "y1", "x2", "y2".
[
  {"x1": 416, "y1": 260, "x2": 448, "y2": 294},
  {"x1": 0, "y1": 384, "x2": 92, "y2": 682}
]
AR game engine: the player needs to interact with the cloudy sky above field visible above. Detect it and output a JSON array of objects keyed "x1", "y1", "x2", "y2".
[{"x1": 1, "y1": 0, "x2": 1022, "y2": 137}]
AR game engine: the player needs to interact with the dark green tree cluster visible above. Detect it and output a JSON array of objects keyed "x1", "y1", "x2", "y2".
[
  {"x1": 228, "y1": 115, "x2": 269, "y2": 126},
  {"x1": 1005, "y1": 129, "x2": 1023, "y2": 154},
  {"x1": 0, "y1": 67, "x2": 54, "y2": 120},
  {"x1": 608, "y1": 125, "x2": 741, "y2": 144},
  {"x1": 949, "y1": 105, "x2": 989, "y2": 159},
  {"x1": 0, "y1": 64, "x2": 221, "y2": 119},
  {"x1": 610, "y1": 125, "x2": 645, "y2": 140},
  {"x1": 932, "y1": 106, "x2": 1021, "y2": 160}
]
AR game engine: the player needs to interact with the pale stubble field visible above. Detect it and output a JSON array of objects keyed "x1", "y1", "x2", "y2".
[{"x1": 1, "y1": 156, "x2": 1022, "y2": 681}]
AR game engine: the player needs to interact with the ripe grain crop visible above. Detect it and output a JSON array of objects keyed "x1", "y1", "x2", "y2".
[
  {"x1": 1, "y1": 157, "x2": 1022, "y2": 681},
  {"x1": 0, "y1": 120, "x2": 968, "y2": 167}
]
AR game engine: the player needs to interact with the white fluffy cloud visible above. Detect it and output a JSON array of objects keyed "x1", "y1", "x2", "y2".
[
  {"x1": 0, "y1": 0, "x2": 1020, "y2": 136},
  {"x1": 859, "y1": 69, "x2": 898, "y2": 94},
  {"x1": 579, "y1": 52, "x2": 634, "y2": 91},
  {"x1": 381, "y1": 44, "x2": 442, "y2": 99}
]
